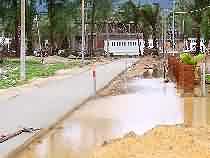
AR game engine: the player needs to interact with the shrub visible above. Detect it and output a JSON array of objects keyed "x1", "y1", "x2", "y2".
[{"x1": 180, "y1": 53, "x2": 204, "y2": 65}]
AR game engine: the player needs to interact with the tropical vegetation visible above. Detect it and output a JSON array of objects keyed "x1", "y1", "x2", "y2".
[{"x1": 175, "y1": 0, "x2": 210, "y2": 54}]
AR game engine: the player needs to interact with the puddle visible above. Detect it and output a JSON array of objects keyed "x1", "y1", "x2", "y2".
[{"x1": 15, "y1": 78, "x2": 210, "y2": 158}]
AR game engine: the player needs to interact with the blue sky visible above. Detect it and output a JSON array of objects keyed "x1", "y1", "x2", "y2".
[
  {"x1": 36, "y1": 0, "x2": 172, "y2": 13},
  {"x1": 113, "y1": 0, "x2": 172, "y2": 9}
]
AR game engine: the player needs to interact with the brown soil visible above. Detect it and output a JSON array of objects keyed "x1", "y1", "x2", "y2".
[
  {"x1": 98, "y1": 56, "x2": 162, "y2": 96},
  {"x1": 90, "y1": 125, "x2": 210, "y2": 158}
]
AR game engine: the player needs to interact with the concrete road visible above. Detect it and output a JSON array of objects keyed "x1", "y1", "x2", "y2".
[{"x1": 0, "y1": 58, "x2": 137, "y2": 157}]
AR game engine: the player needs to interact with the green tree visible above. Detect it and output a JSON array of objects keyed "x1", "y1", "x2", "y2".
[
  {"x1": 140, "y1": 4, "x2": 161, "y2": 49},
  {"x1": 201, "y1": 8, "x2": 210, "y2": 48},
  {"x1": 26, "y1": 0, "x2": 37, "y2": 55},
  {"x1": 0, "y1": 0, "x2": 20, "y2": 57},
  {"x1": 185, "y1": 0, "x2": 209, "y2": 53}
]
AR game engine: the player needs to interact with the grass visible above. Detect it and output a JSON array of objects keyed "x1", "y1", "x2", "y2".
[
  {"x1": 206, "y1": 74, "x2": 210, "y2": 83},
  {"x1": 0, "y1": 58, "x2": 79, "y2": 89}
]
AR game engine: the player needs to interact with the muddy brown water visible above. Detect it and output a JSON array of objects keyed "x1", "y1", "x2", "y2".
[{"x1": 14, "y1": 77, "x2": 210, "y2": 158}]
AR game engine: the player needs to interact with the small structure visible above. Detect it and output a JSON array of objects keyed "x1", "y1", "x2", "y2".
[
  {"x1": 184, "y1": 38, "x2": 206, "y2": 52},
  {"x1": 103, "y1": 33, "x2": 154, "y2": 56}
]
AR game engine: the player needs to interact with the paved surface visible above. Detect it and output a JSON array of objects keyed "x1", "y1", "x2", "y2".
[{"x1": 0, "y1": 58, "x2": 137, "y2": 158}]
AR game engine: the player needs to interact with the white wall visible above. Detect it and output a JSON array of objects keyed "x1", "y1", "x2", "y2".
[
  {"x1": 186, "y1": 38, "x2": 206, "y2": 52},
  {"x1": 104, "y1": 39, "x2": 155, "y2": 56},
  {"x1": 104, "y1": 39, "x2": 144, "y2": 56},
  {"x1": 0, "y1": 37, "x2": 11, "y2": 45}
]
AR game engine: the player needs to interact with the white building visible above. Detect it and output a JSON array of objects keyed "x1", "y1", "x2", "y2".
[
  {"x1": 104, "y1": 39, "x2": 154, "y2": 56},
  {"x1": 185, "y1": 38, "x2": 206, "y2": 52},
  {"x1": 0, "y1": 37, "x2": 11, "y2": 51}
]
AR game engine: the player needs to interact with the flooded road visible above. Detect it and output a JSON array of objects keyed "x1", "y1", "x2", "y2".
[{"x1": 14, "y1": 78, "x2": 210, "y2": 158}]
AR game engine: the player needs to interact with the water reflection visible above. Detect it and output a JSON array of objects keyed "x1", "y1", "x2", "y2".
[
  {"x1": 183, "y1": 97, "x2": 210, "y2": 127},
  {"x1": 15, "y1": 78, "x2": 210, "y2": 158}
]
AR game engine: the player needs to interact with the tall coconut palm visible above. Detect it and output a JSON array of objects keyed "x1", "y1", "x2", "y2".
[
  {"x1": 0, "y1": 0, "x2": 38, "y2": 56},
  {"x1": 26, "y1": 0, "x2": 37, "y2": 55},
  {"x1": 186, "y1": 0, "x2": 209, "y2": 53},
  {"x1": 0, "y1": 0, "x2": 20, "y2": 57},
  {"x1": 117, "y1": 0, "x2": 144, "y2": 54},
  {"x1": 140, "y1": 4, "x2": 161, "y2": 49},
  {"x1": 201, "y1": 8, "x2": 210, "y2": 48}
]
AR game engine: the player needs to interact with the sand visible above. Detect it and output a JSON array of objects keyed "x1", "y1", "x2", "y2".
[{"x1": 90, "y1": 125, "x2": 210, "y2": 158}]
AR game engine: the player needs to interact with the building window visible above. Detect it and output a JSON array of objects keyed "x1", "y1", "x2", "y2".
[
  {"x1": 124, "y1": 42, "x2": 126, "y2": 46},
  {"x1": 119, "y1": 42, "x2": 121, "y2": 46}
]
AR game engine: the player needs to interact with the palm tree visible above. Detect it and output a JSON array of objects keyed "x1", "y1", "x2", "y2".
[
  {"x1": 118, "y1": 0, "x2": 138, "y2": 24},
  {"x1": 0, "y1": 0, "x2": 20, "y2": 57},
  {"x1": 186, "y1": 0, "x2": 209, "y2": 54},
  {"x1": 26, "y1": 0, "x2": 37, "y2": 55},
  {"x1": 85, "y1": 0, "x2": 112, "y2": 56},
  {"x1": 140, "y1": 4, "x2": 161, "y2": 50},
  {"x1": 118, "y1": 0, "x2": 143, "y2": 54},
  {"x1": 201, "y1": 8, "x2": 210, "y2": 48},
  {"x1": 0, "y1": 0, "x2": 38, "y2": 56}
]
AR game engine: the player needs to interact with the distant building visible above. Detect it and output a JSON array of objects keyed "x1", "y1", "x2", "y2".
[{"x1": 184, "y1": 38, "x2": 206, "y2": 52}]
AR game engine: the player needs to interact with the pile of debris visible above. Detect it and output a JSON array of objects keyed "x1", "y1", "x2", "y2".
[
  {"x1": 0, "y1": 68, "x2": 9, "y2": 80},
  {"x1": 90, "y1": 125, "x2": 210, "y2": 158},
  {"x1": 0, "y1": 128, "x2": 41, "y2": 143}
]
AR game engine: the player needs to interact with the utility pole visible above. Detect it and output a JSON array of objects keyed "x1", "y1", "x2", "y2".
[
  {"x1": 106, "y1": 22, "x2": 110, "y2": 56},
  {"x1": 172, "y1": 0, "x2": 175, "y2": 52},
  {"x1": 162, "y1": 10, "x2": 166, "y2": 58},
  {"x1": 20, "y1": 0, "x2": 26, "y2": 80},
  {"x1": 81, "y1": 0, "x2": 85, "y2": 64}
]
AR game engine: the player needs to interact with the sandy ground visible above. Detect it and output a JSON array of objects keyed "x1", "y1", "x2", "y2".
[
  {"x1": 90, "y1": 125, "x2": 210, "y2": 158},
  {"x1": 98, "y1": 56, "x2": 162, "y2": 96}
]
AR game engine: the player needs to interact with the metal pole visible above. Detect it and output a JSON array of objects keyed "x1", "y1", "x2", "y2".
[
  {"x1": 20, "y1": 0, "x2": 26, "y2": 80},
  {"x1": 202, "y1": 62, "x2": 206, "y2": 96},
  {"x1": 183, "y1": 18, "x2": 185, "y2": 51},
  {"x1": 92, "y1": 64, "x2": 96, "y2": 96},
  {"x1": 172, "y1": 0, "x2": 175, "y2": 53},
  {"x1": 106, "y1": 22, "x2": 110, "y2": 56},
  {"x1": 81, "y1": 0, "x2": 85, "y2": 64},
  {"x1": 35, "y1": 15, "x2": 43, "y2": 63}
]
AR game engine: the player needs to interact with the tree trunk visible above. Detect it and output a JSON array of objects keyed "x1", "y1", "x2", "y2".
[
  {"x1": 195, "y1": 27, "x2": 201, "y2": 54},
  {"x1": 152, "y1": 25, "x2": 157, "y2": 49},
  {"x1": 143, "y1": 32, "x2": 149, "y2": 48},
  {"x1": 90, "y1": 0, "x2": 96, "y2": 58},
  {"x1": 14, "y1": 0, "x2": 20, "y2": 57},
  {"x1": 15, "y1": 18, "x2": 20, "y2": 57},
  {"x1": 26, "y1": 0, "x2": 33, "y2": 56},
  {"x1": 48, "y1": 0, "x2": 54, "y2": 55}
]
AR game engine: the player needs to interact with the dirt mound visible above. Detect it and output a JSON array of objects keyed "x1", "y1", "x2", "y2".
[{"x1": 90, "y1": 126, "x2": 210, "y2": 158}]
